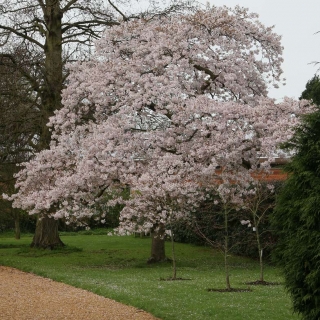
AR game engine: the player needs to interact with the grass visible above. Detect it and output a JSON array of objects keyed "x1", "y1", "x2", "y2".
[{"x1": 0, "y1": 231, "x2": 297, "y2": 320}]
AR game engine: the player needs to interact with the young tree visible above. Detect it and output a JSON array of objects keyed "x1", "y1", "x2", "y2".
[
  {"x1": 195, "y1": 184, "x2": 249, "y2": 290},
  {"x1": 272, "y1": 106, "x2": 320, "y2": 320},
  {"x1": 240, "y1": 181, "x2": 276, "y2": 283},
  {"x1": 194, "y1": 160, "x2": 279, "y2": 290}
]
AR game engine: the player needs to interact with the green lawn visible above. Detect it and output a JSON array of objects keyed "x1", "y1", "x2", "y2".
[{"x1": 0, "y1": 232, "x2": 298, "y2": 320}]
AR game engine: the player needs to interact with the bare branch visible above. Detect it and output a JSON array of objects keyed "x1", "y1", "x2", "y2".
[
  {"x1": 61, "y1": 0, "x2": 78, "y2": 13},
  {"x1": 108, "y1": 0, "x2": 128, "y2": 21},
  {"x1": 0, "y1": 24, "x2": 44, "y2": 49}
]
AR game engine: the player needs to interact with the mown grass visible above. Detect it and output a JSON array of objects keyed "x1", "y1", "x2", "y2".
[{"x1": 0, "y1": 231, "x2": 297, "y2": 320}]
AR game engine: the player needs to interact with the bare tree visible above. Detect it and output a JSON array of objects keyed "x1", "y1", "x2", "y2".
[
  {"x1": 0, "y1": 46, "x2": 40, "y2": 238},
  {"x1": 0, "y1": 47, "x2": 41, "y2": 159}
]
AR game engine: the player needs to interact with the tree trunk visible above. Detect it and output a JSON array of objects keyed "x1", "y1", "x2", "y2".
[
  {"x1": 13, "y1": 209, "x2": 20, "y2": 240},
  {"x1": 31, "y1": 216, "x2": 65, "y2": 249},
  {"x1": 11, "y1": 207, "x2": 21, "y2": 240},
  {"x1": 40, "y1": 0, "x2": 63, "y2": 150},
  {"x1": 256, "y1": 226, "x2": 264, "y2": 282},
  {"x1": 148, "y1": 224, "x2": 166, "y2": 263},
  {"x1": 224, "y1": 206, "x2": 231, "y2": 290},
  {"x1": 224, "y1": 248, "x2": 231, "y2": 290},
  {"x1": 253, "y1": 212, "x2": 264, "y2": 282},
  {"x1": 171, "y1": 232, "x2": 177, "y2": 279},
  {"x1": 32, "y1": 2, "x2": 64, "y2": 247},
  {"x1": 259, "y1": 248, "x2": 264, "y2": 282}
]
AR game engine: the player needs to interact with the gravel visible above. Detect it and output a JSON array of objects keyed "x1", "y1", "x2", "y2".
[{"x1": 0, "y1": 266, "x2": 159, "y2": 320}]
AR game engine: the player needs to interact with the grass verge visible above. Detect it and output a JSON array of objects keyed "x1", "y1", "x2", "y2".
[{"x1": 0, "y1": 231, "x2": 296, "y2": 320}]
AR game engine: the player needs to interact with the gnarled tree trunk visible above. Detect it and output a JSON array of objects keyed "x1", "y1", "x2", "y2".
[
  {"x1": 148, "y1": 224, "x2": 167, "y2": 263},
  {"x1": 31, "y1": 216, "x2": 64, "y2": 249}
]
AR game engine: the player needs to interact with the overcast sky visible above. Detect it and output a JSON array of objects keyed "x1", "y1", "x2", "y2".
[{"x1": 197, "y1": 0, "x2": 320, "y2": 100}]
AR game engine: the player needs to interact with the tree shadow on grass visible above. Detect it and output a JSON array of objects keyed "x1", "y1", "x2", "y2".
[
  {"x1": 17, "y1": 245, "x2": 82, "y2": 257},
  {"x1": 244, "y1": 280, "x2": 281, "y2": 286},
  {"x1": 207, "y1": 288, "x2": 253, "y2": 292},
  {"x1": 160, "y1": 277, "x2": 192, "y2": 281},
  {"x1": 0, "y1": 243, "x2": 29, "y2": 249}
]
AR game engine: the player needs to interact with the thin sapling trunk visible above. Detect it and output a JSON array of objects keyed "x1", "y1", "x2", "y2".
[
  {"x1": 169, "y1": 216, "x2": 177, "y2": 280},
  {"x1": 224, "y1": 205, "x2": 231, "y2": 290}
]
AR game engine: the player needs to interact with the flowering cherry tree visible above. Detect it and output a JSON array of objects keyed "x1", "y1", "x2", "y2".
[{"x1": 4, "y1": 6, "x2": 313, "y2": 261}]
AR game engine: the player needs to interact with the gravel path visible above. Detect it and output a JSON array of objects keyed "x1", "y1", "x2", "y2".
[{"x1": 0, "y1": 266, "x2": 159, "y2": 320}]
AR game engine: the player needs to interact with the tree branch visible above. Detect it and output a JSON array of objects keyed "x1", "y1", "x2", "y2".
[
  {"x1": 108, "y1": 0, "x2": 128, "y2": 21},
  {"x1": 62, "y1": 0, "x2": 78, "y2": 13},
  {"x1": 193, "y1": 64, "x2": 219, "y2": 82},
  {"x1": 0, "y1": 25, "x2": 44, "y2": 49}
]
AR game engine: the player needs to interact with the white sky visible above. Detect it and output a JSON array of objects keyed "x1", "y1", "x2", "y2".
[{"x1": 198, "y1": 0, "x2": 320, "y2": 100}]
